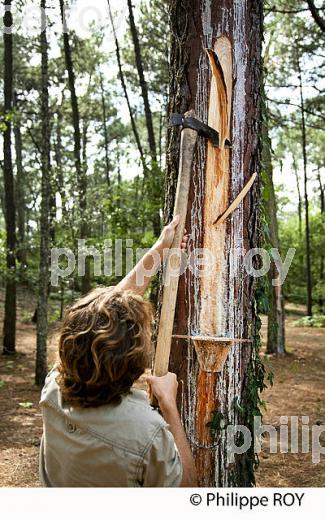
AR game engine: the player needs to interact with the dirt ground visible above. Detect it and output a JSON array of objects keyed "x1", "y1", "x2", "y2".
[{"x1": 0, "y1": 292, "x2": 324, "y2": 487}]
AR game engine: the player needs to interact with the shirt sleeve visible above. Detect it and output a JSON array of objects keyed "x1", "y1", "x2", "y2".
[{"x1": 142, "y1": 425, "x2": 183, "y2": 487}]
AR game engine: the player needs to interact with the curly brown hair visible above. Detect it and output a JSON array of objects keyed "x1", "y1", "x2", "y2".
[{"x1": 56, "y1": 287, "x2": 153, "y2": 407}]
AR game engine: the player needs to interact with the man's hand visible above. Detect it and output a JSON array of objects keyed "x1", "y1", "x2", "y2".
[
  {"x1": 116, "y1": 215, "x2": 188, "y2": 296},
  {"x1": 145, "y1": 372, "x2": 178, "y2": 412},
  {"x1": 146, "y1": 371, "x2": 198, "y2": 487},
  {"x1": 155, "y1": 215, "x2": 188, "y2": 252}
]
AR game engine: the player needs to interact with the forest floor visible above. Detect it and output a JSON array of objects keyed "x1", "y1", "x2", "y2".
[{"x1": 0, "y1": 290, "x2": 324, "y2": 487}]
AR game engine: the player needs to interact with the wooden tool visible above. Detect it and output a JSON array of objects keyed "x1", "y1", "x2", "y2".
[
  {"x1": 213, "y1": 172, "x2": 257, "y2": 225},
  {"x1": 152, "y1": 111, "x2": 198, "y2": 389}
]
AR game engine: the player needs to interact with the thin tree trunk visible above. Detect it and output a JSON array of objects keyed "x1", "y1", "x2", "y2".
[
  {"x1": 81, "y1": 118, "x2": 91, "y2": 292},
  {"x1": 164, "y1": 0, "x2": 263, "y2": 486},
  {"x1": 106, "y1": 0, "x2": 146, "y2": 172},
  {"x1": 292, "y1": 155, "x2": 302, "y2": 238},
  {"x1": 35, "y1": 0, "x2": 51, "y2": 386},
  {"x1": 100, "y1": 73, "x2": 110, "y2": 187},
  {"x1": 59, "y1": 0, "x2": 89, "y2": 294},
  {"x1": 318, "y1": 168, "x2": 324, "y2": 214},
  {"x1": 318, "y1": 168, "x2": 324, "y2": 311},
  {"x1": 127, "y1": 0, "x2": 157, "y2": 163},
  {"x1": 13, "y1": 92, "x2": 27, "y2": 267},
  {"x1": 263, "y1": 99, "x2": 286, "y2": 355},
  {"x1": 306, "y1": 0, "x2": 325, "y2": 32},
  {"x1": 54, "y1": 99, "x2": 68, "y2": 222},
  {"x1": 2, "y1": 0, "x2": 17, "y2": 355},
  {"x1": 127, "y1": 0, "x2": 161, "y2": 237},
  {"x1": 297, "y1": 57, "x2": 313, "y2": 316}
]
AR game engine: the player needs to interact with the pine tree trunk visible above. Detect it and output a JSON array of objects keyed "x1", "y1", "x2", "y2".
[
  {"x1": 13, "y1": 92, "x2": 27, "y2": 267},
  {"x1": 35, "y1": 0, "x2": 51, "y2": 386},
  {"x1": 127, "y1": 0, "x2": 161, "y2": 237},
  {"x1": 318, "y1": 169, "x2": 324, "y2": 311},
  {"x1": 293, "y1": 156, "x2": 302, "y2": 238},
  {"x1": 2, "y1": 0, "x2": 17, "y2": 355},
  {"x1": 263, "y1": 103, "x2": 286, "y2": 356},
  {"x1": 127, "y1": 0, "x2": 157, "y2": 163},
  {"x1": 297, "y1": 58, "x2": 313, "y2": 316},
  {"x1": 107, "y1": 0, "x2": 146, "y2": 172},
  {"x1": 165, "y1": 0, "x2": 263, "y2": 486},
  {"x1": 100, "y1": 73, "x2": 111, "y2": 187},
  {"x1": 59, "y1": 0, "x2": 89, "y2": 294}
]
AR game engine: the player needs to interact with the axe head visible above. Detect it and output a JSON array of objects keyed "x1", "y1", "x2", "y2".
[{"x1": 170, "y1": 113, "x2": 232, "y2": 149}]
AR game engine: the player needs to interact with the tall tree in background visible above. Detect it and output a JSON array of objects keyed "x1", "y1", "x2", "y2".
[
  {"x1": 107, "y1": 0, "x2": 146, "y2": 171},
  {"x1": 127, "y1": 0, "x2": 161, "y2": 236},
  {"x1": 35, "y1": 0, "x2": 51, "y2": 386},
  {"x1": 127, "y1": 0, "x2": 157, "y2": 163},
  {"x1": 164, "y1": 0, "x2": 264, "y2": 486},
  {"x1": 13, "y1": 91, "x2": 27, "y2": 267},
  {"x1": 297, "y1": 55, "x2": 313, "y2": 316},
  {"x1": 59, "y1": 0, "x2": 89, "y2": 294},
  {"x1": 2, "y1": 0, "x2": 17, "y2": 355},
  {"x1": 263, "y1": 104, "x2": 286, "y2": 355}
]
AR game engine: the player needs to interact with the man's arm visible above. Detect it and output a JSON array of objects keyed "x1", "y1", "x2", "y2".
[
  {"x1": 146, "y1": 372, "x2": 198, "y2": 487},
  {"x1": 116, "y1": 215, "x2": 188, "y2": 296}
]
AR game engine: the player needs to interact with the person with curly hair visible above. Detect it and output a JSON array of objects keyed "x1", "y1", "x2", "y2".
[{"x1": 39, "y1": 216, "x2": 197, "y2": 487}]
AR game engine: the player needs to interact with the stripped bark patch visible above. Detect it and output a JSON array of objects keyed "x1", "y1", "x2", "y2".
[{"x1": 193, "y1": 36, "x2": 233, "y2": 484}]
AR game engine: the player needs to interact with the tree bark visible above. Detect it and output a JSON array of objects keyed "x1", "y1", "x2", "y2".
[
  {"x1": 163, "y1": 0, "x2": 263, "y2": 486},
  {"x1": 292, "y1": 154, "x2": 302, "y2": 238},
  {"x1": 107, "y1": 0, "x2": 146, "y2": 172},
  {"x1": 127, "y1": 0, "x2": 161, "y2": 237},
  {"x1": 35, "y1": 0, "x2": 51, "y2": 386},
  {"x1": 59, "y1": 0, "x2": 89, "y2": 294},
  {"x1": 2, "y1": 0, "x2": 17, "y2": 355},
  {"x1": 317, "y1": 168, "x2": 324, "y2": 311},
  {"x1": 263, "y1": 108, "x2": 286, "y2": 355},
  {"x1": 100, "y1": 73, "x2": 111, "y2": 187},
  {"x1": 127, "y1": 0, "x2": 157, "y2": 163},
  {"x1": 297, "y1": 57, "x2": 313, "y2": 316},
  {"x1": 13, "y1": 91, "x2": 27, "y2": 267},
  {"x1": 306, "y1": 0, "x2": 325, "y2": 33}
]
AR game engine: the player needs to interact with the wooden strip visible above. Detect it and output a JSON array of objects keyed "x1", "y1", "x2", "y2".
[
  {"x1": 213, "y1": 172, "x2": 257, "y2": 225},
  {"x1": 153, "y1": 112, "x2": 198, "y2": 378},
  {"x1": 172, "y1": 334, "x2": 252, "y2": 343}
]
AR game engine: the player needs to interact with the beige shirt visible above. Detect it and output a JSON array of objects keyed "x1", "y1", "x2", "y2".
[{"x1": 39, "y1": 369, "x2": 183, "y2": 487}]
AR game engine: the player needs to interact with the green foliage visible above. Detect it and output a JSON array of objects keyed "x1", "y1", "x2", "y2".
[
  {"x1": 207, "y1": 410, "x2": 227, "y2": 433},
  {"x1": 293, "y1": 314, "x2": 325, "y2": 328},
  {"x1": 18, "y1": 402, "x2": 33, "y2": 409}
]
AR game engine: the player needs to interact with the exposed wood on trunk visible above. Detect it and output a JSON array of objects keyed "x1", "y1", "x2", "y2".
[
  {"x1": 36, "y1": 0, "x2": 51, "y2": 386},
  {"x1": 166, "y1": 0, "x2": 263, "y2": 486},
  {"x1": 196, "y1": 37, "x2": 233, "y2": 483},
  {"x1": 2, "y1": 0, "x2": 17, "y2": 355},
  {"x1": 297, "y1": 57, "x2": 313, "y2": 316}
]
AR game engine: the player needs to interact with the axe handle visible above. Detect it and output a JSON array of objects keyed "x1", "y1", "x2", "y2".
[{"x1": 151, "y1": 121, "x2": 197, "y2": 405}]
